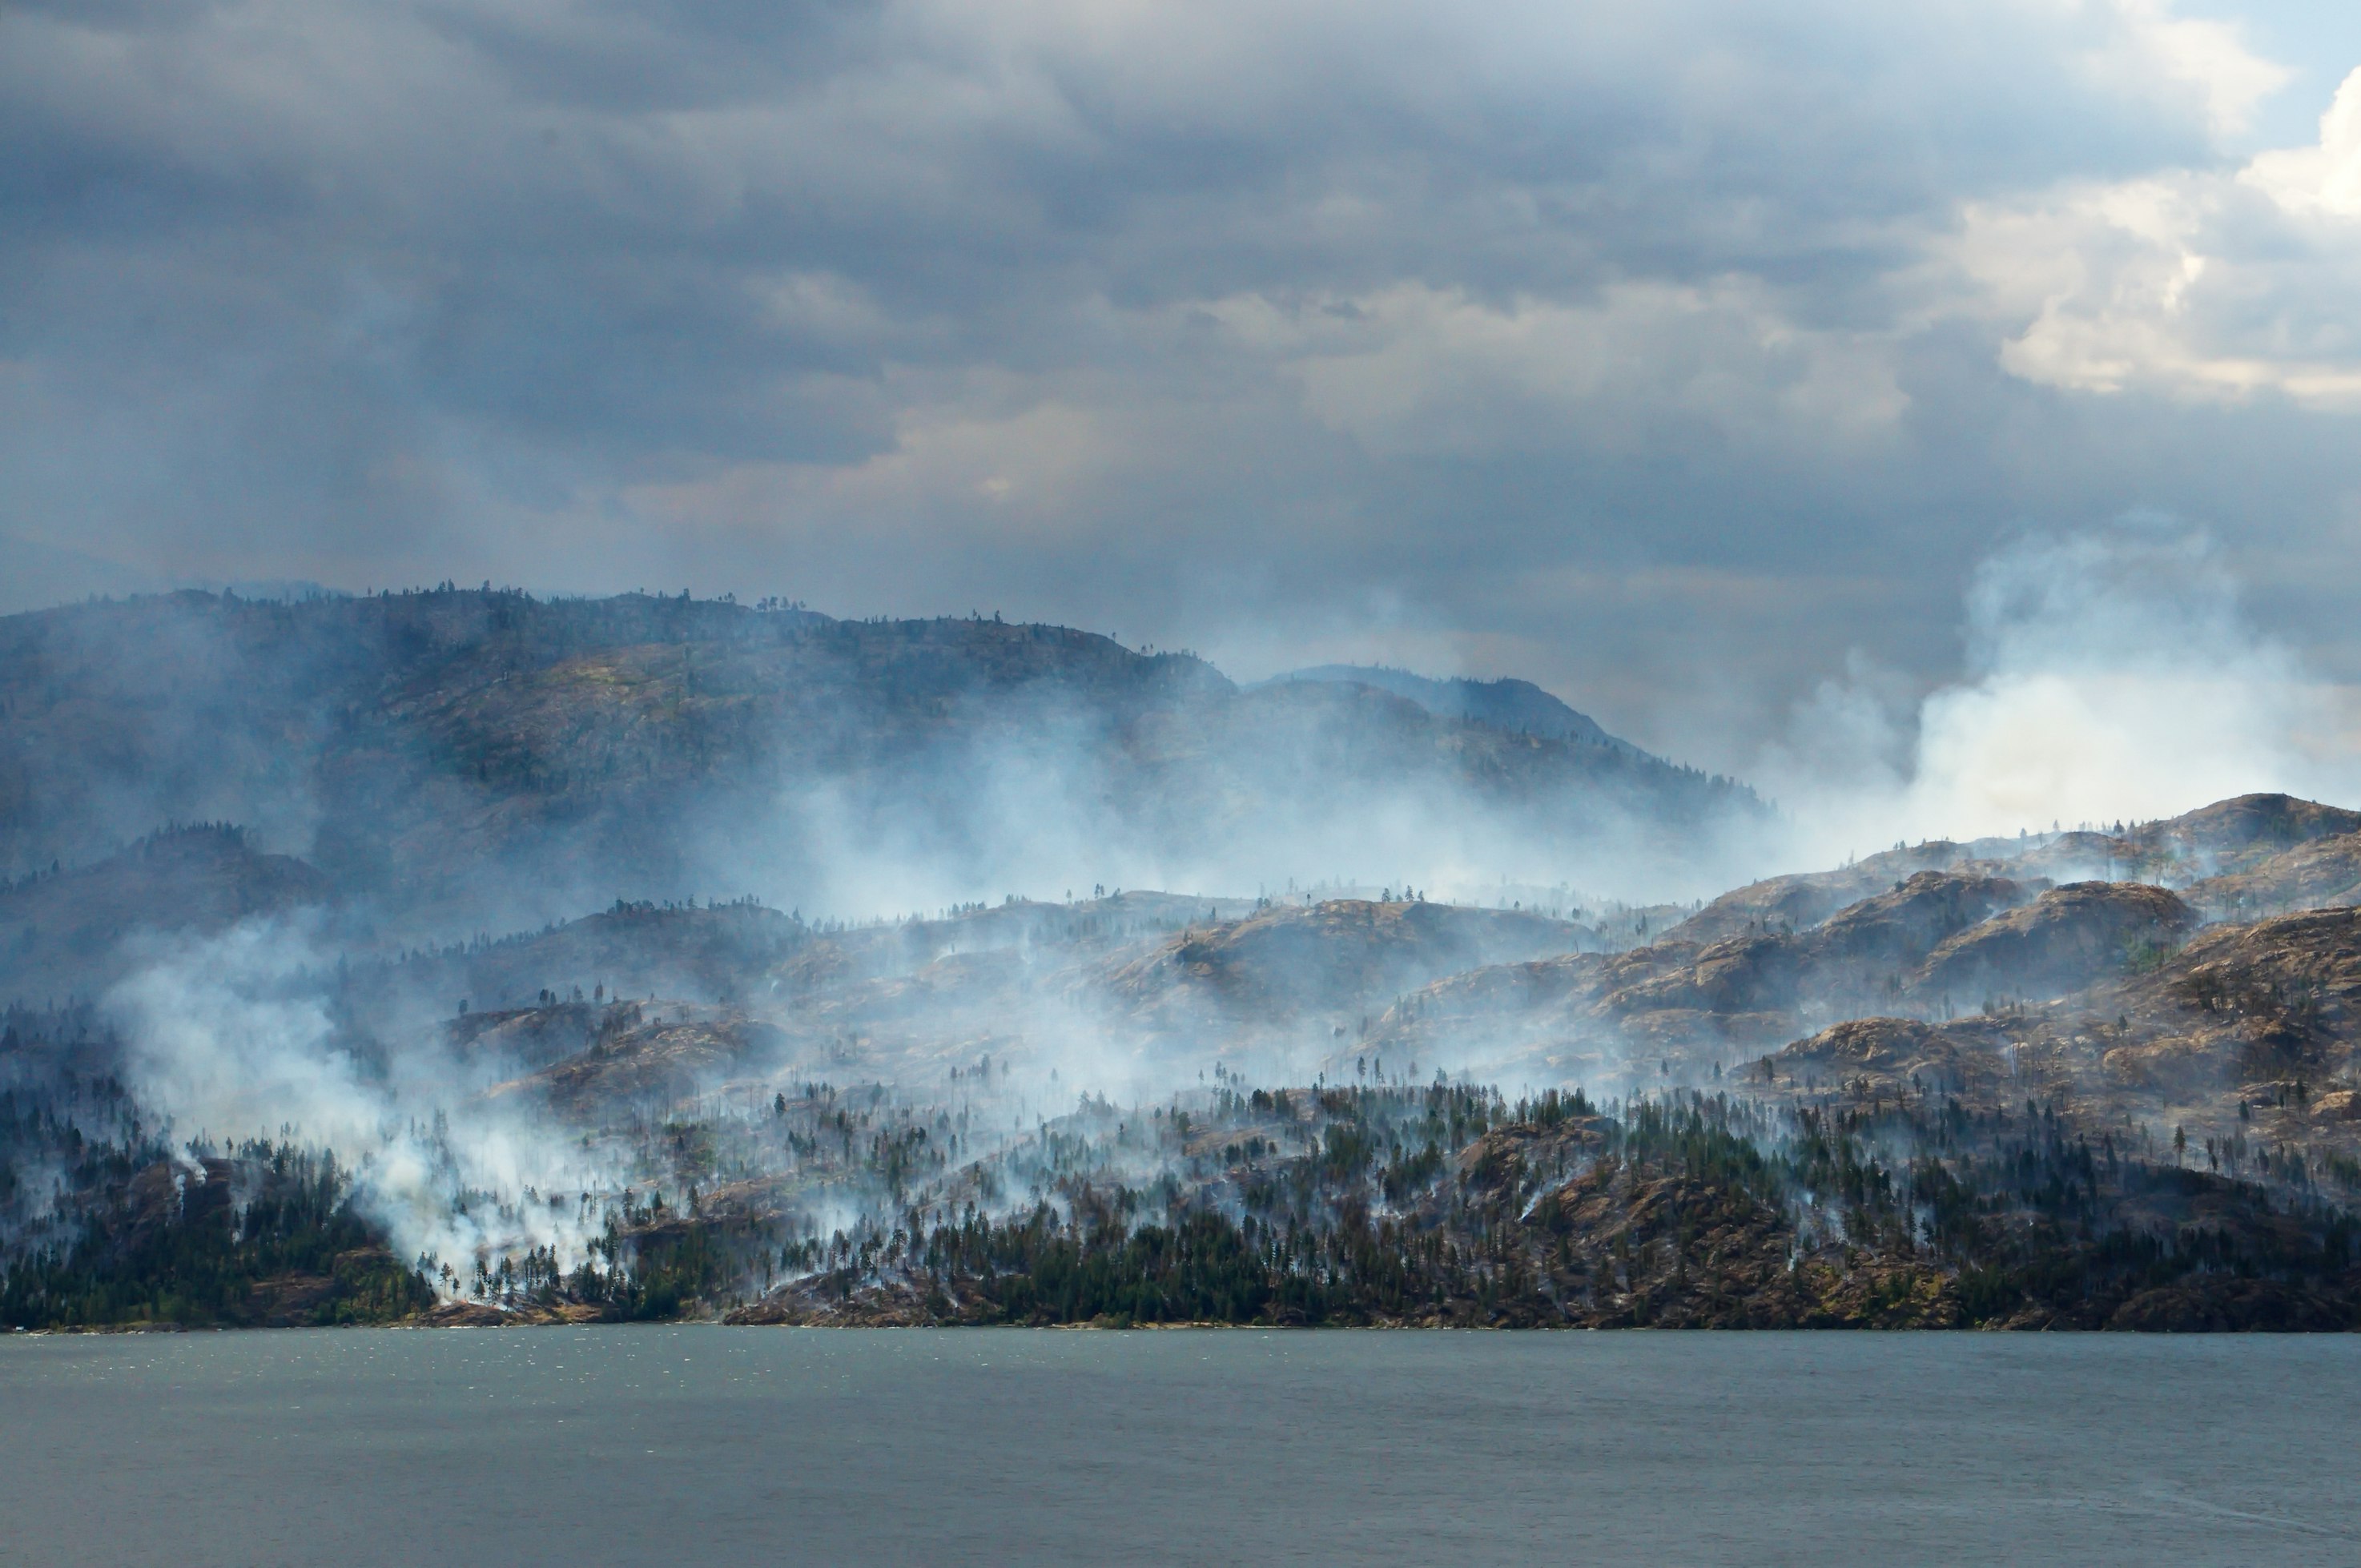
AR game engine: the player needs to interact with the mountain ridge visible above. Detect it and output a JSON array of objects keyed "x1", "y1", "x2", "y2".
[
  {"x1": 1255, "y1": 664, "x2": 1647, "y2": 758},
  {"x1": 0, "y1": 588, "x2": 1764, "y2": 929}
]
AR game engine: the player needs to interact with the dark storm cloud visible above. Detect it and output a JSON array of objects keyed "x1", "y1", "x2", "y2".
[{"x1": 2, "y1": 0, "x2": 2356, "y2": 761}]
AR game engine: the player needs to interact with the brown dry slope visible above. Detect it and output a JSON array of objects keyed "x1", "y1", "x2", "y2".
[
  {"x1": 2184, "y1": 832, "x2": 2361, "y2": 920},
  {"x1": 1086, "y1": 899, "x2": 1587, "y2": 1029},
  {"x1": 492, "y1": 1006, "x2": 786, "y2": 1120},
  {"x1": 1913, "y1": 882, "x2": 2194, "y2": 1003}
]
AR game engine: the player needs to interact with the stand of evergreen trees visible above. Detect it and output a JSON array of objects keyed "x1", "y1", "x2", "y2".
[{"x1": 8, "y1": 1065, "x2": 2360, "y2": 1332}]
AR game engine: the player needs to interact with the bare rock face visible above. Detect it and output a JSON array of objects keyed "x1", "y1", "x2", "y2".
[
  {"x1": 1663, "y1": 795, "x2": 2361, "y2": 961},
  {"x1": 2311, "y1": 1088, "x2": 2359, "y2": 1121},
  {"x1": 1914, "y1": 882, "x2": 2194, "y2": 1004},
  {"x1": 2142, "y1": 906, "x2": 2361, "y2": 1026},
  {"x1": 1361, "y1": 871, "x2": 2044, "y2": 1076},
  {"x1": 1603, "y1": 934, "x2": 1802, "y2": 1018}
]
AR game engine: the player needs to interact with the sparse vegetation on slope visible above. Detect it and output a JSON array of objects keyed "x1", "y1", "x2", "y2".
[{"x1": 7, "y1": 589, "x2": 2361, "y2": 1334}]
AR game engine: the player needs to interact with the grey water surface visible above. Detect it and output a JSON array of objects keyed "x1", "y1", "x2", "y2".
[{"x1": 2, "y1": 1329, "x2": 2355, "y2": 1566}]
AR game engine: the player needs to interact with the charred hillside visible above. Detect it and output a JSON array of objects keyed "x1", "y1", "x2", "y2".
[{"x1": 10, "y1": 586, "x2": 2361, "y2": 1337}]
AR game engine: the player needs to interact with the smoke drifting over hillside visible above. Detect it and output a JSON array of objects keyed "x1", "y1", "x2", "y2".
[
  {"x1": 10, "y1": 547, "x2": 2361, "y2": 1328},
  {"x1": 1760, "y1": 524, "x2": 2361, "y2": 865},
  {"x1": 0, "y1": 589, "x2": 1763, "y2": 927},
  {"x1": 107, "y1": 918, "x2": 621, "y2": 1283}
]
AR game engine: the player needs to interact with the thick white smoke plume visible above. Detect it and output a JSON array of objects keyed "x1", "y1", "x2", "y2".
[
  {"x1": 1760, "y1": 522, "x2": 2361, "y2": 866},
  {"x1": 109, "y1": 918, "x2": 615, "y2": 1287}
]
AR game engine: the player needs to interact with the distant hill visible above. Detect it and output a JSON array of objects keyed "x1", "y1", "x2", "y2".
[
  {"x1": 1259, "y1": 665, "x2": 1644, "y2": 755},
  {"x1": 0, "y1": 825, "x2": 331, "y2": 1001},
  {"x1": 0, "y1": 589, "x2": 1767, "y2": 942}
]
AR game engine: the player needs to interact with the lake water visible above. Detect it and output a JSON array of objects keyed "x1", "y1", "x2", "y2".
[{"x1": 2, "y1": 1329, "x2": 2356, "y2": 1565}]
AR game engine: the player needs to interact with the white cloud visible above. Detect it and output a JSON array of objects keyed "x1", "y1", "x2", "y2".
[
  {"x1": 1960, "y1": 65, "x2": 2361, "y2": 406},
  {"x1": 2243, "y1": 64, "x2": 2361, "y2": 216},
  {"x1": 2077, "y1": 0, "x2": 2290, "y2": 137}
]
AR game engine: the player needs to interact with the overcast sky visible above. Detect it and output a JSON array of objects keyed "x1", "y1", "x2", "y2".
[{"x1": 6, "y1": 0, "x2": 2361, "y2": 770}]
